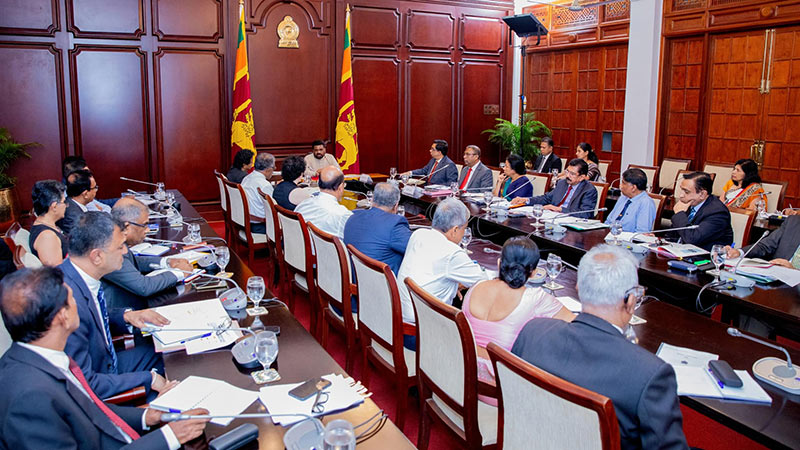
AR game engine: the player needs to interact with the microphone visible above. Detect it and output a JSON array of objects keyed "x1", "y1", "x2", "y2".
[
  {"x1": 727, "y1": 327, "x2": 799, "y2": 395},
  {"x1": 174, "y1": 270, "x2": 248, "y2": 310},
  {"x1": 120, "y1": 176, "x2": 163, "y2": 188},
  {"x1": 540, "y1": 208, "x2": 607, "y2": 233},
  {"x1": 422, "y1": 163, "x2": 452, "y2": 182},
  {"x1": 624, "y1": 225, "x2": 700, "y2": 253},
  {"x1": 502, "y1": 178, "x2": 533, "y2": 200},
  {"x1": 161, "y1": 412, "x2": 315, "y2": 422},
  {"x1": 717, "y1": 230, "x2": 771, "y2": 289}
]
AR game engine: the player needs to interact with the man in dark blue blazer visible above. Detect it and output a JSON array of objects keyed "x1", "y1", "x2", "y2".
[
  {"x1": 670, "y1": 171, "x2": 733, "y2": 251},
  {"x1": 512, "y1": 158, "x2": 598, "y2": 219},
  {"x1": 56, "y1": 169, "x2": 97, "y2": 235},
  {"x1": 512, "y1": 245, "x2": 688, "y2": 450},
  {"x1": 405, "y1": 139, "x2": 459, "y2": 186},
  {"x1": 344, "y1": 182, "x2": 412, "y2": 275},
  {"x1": 0, "y1": 267, "x2": 208, "y2": 450},
  {"x1": 61, "y1": 212, "x2": 172, "y2": 400},
  {"x1": 532, "y1": 137, "x2": 562, "y2": 174}
]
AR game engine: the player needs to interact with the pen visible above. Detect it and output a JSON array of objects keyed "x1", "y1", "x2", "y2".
[{"x1": 180, "y1": 332, "x2": 212, "y2": 344}]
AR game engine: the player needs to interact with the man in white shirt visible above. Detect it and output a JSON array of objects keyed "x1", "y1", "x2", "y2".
[
  {"x1": 397, "y1": 198, "x2": 489, "y2": 329},
  {"x1": 0, "y1": 267, "x2": 209, "y2": 449},
  {"x1": 241, "y1": 152, "x2": 276, "y2": 234},
  {"x1": 295, "y1": 166, "x2": 352, "y2": 239},
  {"x1": 304, "y1": 140, "x2": 341, "y2": 178}
]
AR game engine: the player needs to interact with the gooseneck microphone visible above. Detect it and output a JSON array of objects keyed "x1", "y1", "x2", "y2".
[
  {"x1": 717, "y1": 230, "x2": 770, "y2": 289},
  {"x1": 120, "y1": 176, "x2": 162, "y2": 187},
  {"x1": 727, "y1": 327, "x2": 799, "y2": 394},
  {"x1": 501, "y1": 177, "x2": 533, "y2": 200},
  {"x1": 538, "y1": 208, "x2": 607, "y2": 234}
]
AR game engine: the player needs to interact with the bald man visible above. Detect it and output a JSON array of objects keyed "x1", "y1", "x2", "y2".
[
  {"x1": 101, "y1": 198, "x2": 192, "y2": 308},
  {"x1": 294, "y1": 166, "x2": 352, "y2": 238}
]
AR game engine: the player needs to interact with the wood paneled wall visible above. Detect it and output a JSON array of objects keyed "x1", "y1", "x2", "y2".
[
  {"x1": 0, "y1": 0, "x2": 512, "y2": 211},
  {"x1": 657, "y1": 0, "x2": 800, "y2": 208}
]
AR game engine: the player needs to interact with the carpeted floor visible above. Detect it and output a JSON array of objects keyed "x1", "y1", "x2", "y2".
[{"x1": 209, "y1": 220, "x2": 769, "y2": 449}]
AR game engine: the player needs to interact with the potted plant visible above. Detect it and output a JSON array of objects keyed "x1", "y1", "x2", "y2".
[
  {"x1": 482, "y1": 112, "x2": 551, "y2": 167},
  {"x1": 0, "y1": 128, "x2": 37, "y2": 223}
]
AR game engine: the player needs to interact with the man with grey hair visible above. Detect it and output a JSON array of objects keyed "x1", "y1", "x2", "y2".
[
  {"x1": 344, "y1": 183, "x2": 411, "y2": 275},
  {"x1": 241, "y1": 152, "x2": 276, "y2": 235},
  {"x1": 512, "y1": 245, "x2": 687, "y2": 450},
  {"x1": 397, "y1": 198, "x2": 488, "y2": 333},
  {"x1": 102, "y1": 197, "x2": 192, "y2": 308},
  {"x1": 457, "y1": 145, "x2": 493, "y2": 191}
]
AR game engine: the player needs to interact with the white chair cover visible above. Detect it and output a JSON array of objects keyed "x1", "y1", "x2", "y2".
[
  {"x1": 351, "y1": 255, "x2": 396, "y2": 352},
  {"x1": 659, "y1": 159, "x2": 690, "y2": 191},
  {"x1": 309, "y1": 229, "x2": 343, "y2": 305},
  {"x1": 263, "y1": 197, "x2": 277, "y2": 243},
  {"x1": 760, "y1": 181, "x2": 784, "y2": 213},
  {"x1": 277, "y1": 213, "x2": 306, "y2": 273},
  {"x1": 526, "y1": 174, "x2": 549, "y2": 197},
  {"x1": 0, "y1": 313, "x2": 12, "y2": 357},
  {"x1": 216, "y1": 174, "x2": 227, "y2": 212},
  {"x1": 730, "y1": 209, "x2": 754, "y2": 248},
  {"x1": 13, "y1": 228, "x2": 31, "y2": 253},
  {"x1": 224, "y1": 184, "x2": 246, "y2": 227},
  {"x1": 702, "y1": 163, "x2": 733, "y2": 197}
]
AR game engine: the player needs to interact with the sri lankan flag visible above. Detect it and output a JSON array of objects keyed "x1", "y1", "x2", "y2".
[
  {"x1": 335, "y1": 5, "x2": 359, "y2": 173},
  {"x1": 231, "y1": 1, "x2": 255, "y2": 153}
]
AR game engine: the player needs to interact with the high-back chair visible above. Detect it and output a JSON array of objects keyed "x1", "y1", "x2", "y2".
[
  {"x1": 275, "y1": 205, "x2": 316, "y2": 319},
  {"x1": 308, "y1": 223, "x2": 358, "y2": 371},
  {"x1": 407, "y1": 277, "x2": 497, "y2": 450},
  {"x1": 729, "y1": 207, "x2": 756, "y2": 248},
  {"x1": 12, "y1": 227, "x2": 31, "y2": 254},
  {"x1": 259, "y1": 190, "x2": 281, "y2": 292},
  {"x1": 222, "y1": 177, "x2": 266, "y2": 267},
  {"x1": 0, "y1": 312, "x2": 11, "y2": 357},
  {"x1": 16, "y1": 246, "x2": 42, "y2": 269},
  {"x1": 348, "y1": 244, "x2": 415, "y2": 429},
  {"x1": 658, "y1": 158, "x2": 691, "y2": 192},
  {"x1": 487, "y1": 343, "x2": 620, "y2": 450},
  {"x1": 214, "y1": 170, "x2": 232, "y2": 243},
  {"x1": 647, "y1": 193, "x2": 667, "y2": 230},
  {"x1": 760, "y1": 179, "x2": 787, "y2": 213},
  {"x1": 598, "y1": 160, "x2": 611, "y2": 181},
  {"x1": 490, "y1": 167, "x2": 501, "y2": 188},
  {"x1": 525, "y1": 171, "x2": 552, "y2": 197},
  {"x1": 671, "y1": 170, "x2": 716, "y2": 196},
  {"x1": 560, "y1": 157, "x2": 568, "y2": 172},
  {"x1": 590, "y1": 181, "x2": 610, "y2": 221},
  {"x1": 702, "y1": 162, "x2": 734, "y2": 197},
  {"x1": 627, "y1": 165, "x2": 659, "y2": 192}
]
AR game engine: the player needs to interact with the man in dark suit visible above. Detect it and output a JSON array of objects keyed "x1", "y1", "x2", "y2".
[
  {"x1": 405, "y1": 139, "x2": 459, "y2": 186},
  {"x1": 344, "y1": 182, "x2": 412, "y2": 275},
  {"x1": 671, "y1": 171, "x2": 734, "y2": 250},
  {"x1": 61, "y1": 212, "x2": 173, "y2": 400},
  {"x1": 57, "y1": 169, "x2": 98, "y2": 235},
  {"x1": 102, "y1": 198, "x2": 193, "y2": 309},
  {"x1": 726, "y1": 215, "x2": 800, "y2": 269},
  {"x1": 0, "y1": 267, "x2": 208, "y2": 450},
  {"x1": 457, "y1": 145, "x2": 493, "y2": 192},
  {"x1": 532, "y1": 137, "x2": 562, "y2": 174},
  {"x1": 512, "y1": 245, "x2": 688, "y2": 450},
  {"x1": 512, "y1": 158, "x2": 598, "y2": 219}
]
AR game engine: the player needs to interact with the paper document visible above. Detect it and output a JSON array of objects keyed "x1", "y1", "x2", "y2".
[
  {"x1": 129, "y1": 242, "x2": 170, "y2": 256},
  {"x1": 652, "y1": 243, "x2": 708, "y2": 258},
  {"x1": 149, "y1": 299, "x2": 230, "y2": 346},
  {"x1": 724, "y1": 258, "x2": 800, "y2": 287},
  {"x1": 562, "y1": 220, "x2": 608, "y2": 231},
  {"x1": 671, "y1": 366, "x2": 771, "y2": 404},
  {"x1": 258, "y1": 374, "x2": 365, "y2": 426},
  {"x1": 149, "y1": 376, "x2": 258, "y2": 426},
  {"x1": 604, "y1": 232, "x2": 659, "y2": 244},
  {"x1": 556, "y1": 296, "x2": 645, "y2": 324},
  {"x1": 165, "y1": 250, "x2": 209, "y2": 264},
  {"x1": 656, "y1": 343, "x2": 718, "y2": 367}
]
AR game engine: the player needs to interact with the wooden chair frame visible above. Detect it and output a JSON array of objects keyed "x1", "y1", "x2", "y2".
[
  {"x1": 590, "y1": 181, "x2": 610, "y2": 221},
  {"x1": 525, "y1": 171, "x2": 552, "y2": 197},
  {"x1": 258, "y1": 189, "x2": 280, "y2": 293},
  {"x1": 407, "y1": 277, "x2": 495, "y2": 450},
  {"x1": 627, "y1": 164, "x2": 660, "y2": 192},
  {"x1": 760, "y1": 179, "x2": 788, "y2": 213},
  {"x1": 487, "y1": 342, "x2": 620, "y2": 450},
  {"x1": 598, "y1": 160, "x2": 612, "y2": 181},
  {"x1": 729, "y1": 207, "x2": 756, "y2": 248},
  {"x1": 222, "y1": 177, "x2": 267, "y2": 267},
  {"x1": 702, "y1": 162, "x2": 734, "y2": 197},
  {"x1": 308, "y1": 223, "x2": 358, "y2": 371},
  {"x1": 647, "y1": 192, "x2": 667, "y2": 230},
  {"x1": 214, "y1": 170, "x2": 232, "y2": 244},
  {"x1": 348, "y1": 244, "x2": 415, "y2": 429},
  {"x1": 658, "y1": 158, "x2": 692, "y2": 191},
  {"x1": 275, "y1": 204, "x2": 318, "y2": 324}
]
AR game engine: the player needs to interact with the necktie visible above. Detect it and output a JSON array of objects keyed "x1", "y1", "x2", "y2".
[
  {"x1": 687, "y1": 207, "x2": 697, "y2": 223},
  {"x1": 616, "y1": 199, "x2": 632, "y2": 221},
  {"x1": 429, "y1": 160, "x2": 439, "y2": 179},
  {"x1": 557, "y1": 185, "x2": 573, "y2": 207},
  {"x1": 459, "y1": 167, "x2": 472, "y2": 190},
  {"x1": 790, "y1": 244, "x2": 800, "y2": 269},
  {"x1": 68, "y1": 358, "x2": 140, "y2": 440},
  {"x1": 97, "y1": 286, "x2": 118, "y2": 373}
]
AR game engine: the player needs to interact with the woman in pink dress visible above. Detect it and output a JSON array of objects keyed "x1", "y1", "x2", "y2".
[{"x1": 463, "y1": 236, "x2": 574, "y2": 404}]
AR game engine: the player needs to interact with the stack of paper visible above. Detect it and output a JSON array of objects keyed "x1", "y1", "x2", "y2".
[
  {"x1": 165, "y1": 250, "x2": 210, "y2": 264},
  {"x1": 653, "y1": 243, "x2": 707, "y2": 258},
  {"x1": 258, "y1": 374, "x2": 365, "y2": 426},
  {"x1": 725, "y1": 258, "x2": 800, "y2": 287},
  {"x1": 603, "y1": 232, "x2": 659, "y2": 244},
  {"x1": 148, "y1": 299, "x2": 231, "y2": 346},
  {"x1": 149, "y1": 376, "x2": 258, "y2": 425},
  {"x1": 656, "y1": 343, "x2": 771, "y2": 404},
  {"x1": 129, "y1": 242, "x2": 170, "y2": 256}
]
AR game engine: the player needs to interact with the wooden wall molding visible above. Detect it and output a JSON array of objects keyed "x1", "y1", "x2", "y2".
[
  {"x1": 66, "y1": 0, "x2": 145, "y2": 40},
  {"x1": 662, "y1": 0, "x2": 800, "y2": 36},
  {"x1": 0, "y1": 0, "x2": 60, "y2": 37},
  {"x1": 350, "y1": 5, "x2": 401, "y2": 50},
  {"x1": 521, "y1": 1, "x2": 630, "y2": 50},
  {"x1": 152, "y1": 0, "x2": 223, "y2": 43},
  {"x1": 407, "y1": 10, "x2": 456, "y2": 53}
]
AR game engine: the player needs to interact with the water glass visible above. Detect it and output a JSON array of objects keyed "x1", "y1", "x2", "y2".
[
  {"x1": 461, "y1": 228, "x2": 472, "y2": 249},
  {"x1": 550, "y1": 169, "x2": 559, "y2": 188},
  {"x1": 247, "y1": 276, "x2": 266, "y2": 327},
  {"x1": 366, "y1": 190, "x2": 374, "y2": 207},
  {"x1": 166, "y1": 208, "x2": 182, "y2": 227},
  {"x1": 253, "y1": 330, "x2": 280, "y2": 383},
  {"x1": 710, "y1": 244, "x2": 725, "y2": 281},
  {"x1": 397, "y1": 205, "x2": 405, "y2": 217},
  {"x1": 611, "y1": 220, "x2": 623, "y2": 245},
  {"x1": 544, "y1": 254, "x2": 563, "y2": 291},
  {"x1": 323, "y1": 419, "x2": 356, "y2": 450},
  {"x1": 532, "y1": 204, "x2": 543, "y2": 229},
  {"x1": 483, "y1": 191, "x2": 493, "y2": 207},
  {"x1": 401, "y1": 173, "x2": 410, "y2": 185},
  {"x1": 214, "y1": 246, "x2": 230, "y2": 272},
  {"x1": 165, "y1": 191, "x2": 175, "y2": 207},
  {"x1": 450, "y1": 182, "x2": 459, "y2": 196},
  {"x1": 155, "y1": 182, "x2": 166, "y2": 201},
  {"x1": 187, "y1": 222, "x2": 201, "y2": 244},
  {"x1": 754, "y1": 198, "x2": 767, "y2": 219},
  {"x1": 389, "y1": 167, "x2": 397, "y2": 179}
]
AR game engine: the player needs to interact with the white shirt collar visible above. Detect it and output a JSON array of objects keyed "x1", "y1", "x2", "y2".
[
  {"x1": 318, "y1": 191, "x2": 339, "y2": 202},
  {"x1": 72, "y1": 198, "x2": 88, "y2": 212},
  {"x1": 18, "y1": 342, "x2": 72, "y2": 371},
  {"x1": 610, "y1": 323, "x2": 624, "y2": 334},
  {"x1": 70, "y1": 260, "x2": 101, "y2": 300}
]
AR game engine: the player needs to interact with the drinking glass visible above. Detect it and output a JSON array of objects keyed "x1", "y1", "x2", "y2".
[
  {"x1": 247, "y1": 276, "x2": 266, "y2": 327},
  {"x1": 214, "y1": 246, "x2": 230, "y2": 273},
  {"x1": 544, "y1": 254, "x2": 563, "y2": 291},
  {"x1": 611, "y1": 220, "x2": 623, "y2": 246},
  {"x1": 165, "y1": 191, "x2": 175, "y2": 207},
  {"x1": 155, "y1": 182, "x2": 166, "y2": 201},
  {"x1": 460, "y1": 228, "x2": 472, "y2": 250},
  {"x1": 187, "y1": 222, "x2": 201, "y2": 244},
  {"x1": 323, "y1": 419, "x2": 356, "y2": 450},
  {"x1": 754, "y1": 198, "x2": 767, "y2": 219},
  {"x1": 450, "y1": 182, "x2": 459, "y2": 196},
  {"x1": 166, "y1": 207, "x2": 182, "y2": 227},
  {"x1": 401, "y1": 173, "x2": 410, "y2": 185},
  {"x1": 396, "y1": 205, "x2": 405, "y2": 217},
  {"x1": 253, "y1": 330, "x2": 280, "y2": 383},
  {"x1": 389, "y1": 167, "x2": 397, "y2": 179},
  {"x1": 710, "y1": 244, "x2": 725, "y2": 281},
  {"x1": 366, "y1": 190, "x2": 374, "y2": 207},
  {"x1": 483, "y1": 191, "x2": 493, "y2": 207},
  {"x1": 532, "y1": 204, "x2": 543, "y2": 229},
  {"x1": 550, "y1": 169, "x2": 559, "y2": 188}
]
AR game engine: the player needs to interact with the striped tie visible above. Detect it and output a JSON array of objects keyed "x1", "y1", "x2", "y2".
[{"x1": 97, "y1": 286, "x2": 118, "y2": 373}]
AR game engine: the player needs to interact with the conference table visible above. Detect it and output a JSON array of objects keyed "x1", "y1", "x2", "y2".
[
  {"x1": 144, "y1": 191, "x2": 414, "y2": 449},
  {"x1": 399, "y1": 190, "x2": 800, "y2": 341}
]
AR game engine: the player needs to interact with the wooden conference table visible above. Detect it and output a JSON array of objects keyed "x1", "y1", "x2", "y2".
[
  {"x1": 400, "y1": 190, "x2": 800, "y2": 340},
  {"x1": 144, "y1": 192, "x2": 414, "y2": 450}
]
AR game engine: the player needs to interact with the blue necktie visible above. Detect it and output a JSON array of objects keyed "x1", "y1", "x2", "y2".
[
  {"x1": 616, "y1": 199, "x2": 632, "y2": 221},
  {"x1": 97, "y1": 286, "x2": 118, "y2": 373},
  {"x1": 687, "y1": 207, "x2": 697, "y2": 223}
]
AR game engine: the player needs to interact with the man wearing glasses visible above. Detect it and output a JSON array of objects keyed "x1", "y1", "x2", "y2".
[
  {"x1": 57, "y1": 169, "x2": 101, "y2": 235},
  {"x1": 101, "y1": 198, "x2": 193, "y2": 309},
  {"x1": 511, "y1": 158, "x2": 598, "y2": 219},
  {"x1": 457, "y1": 145, "x2": 493, "y2": 192}
]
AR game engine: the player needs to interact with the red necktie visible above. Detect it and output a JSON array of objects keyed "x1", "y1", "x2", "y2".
[
  {"x1": 429, "y1": 160, "x2": 439, "y2": 178},
  {"x1": 68, "y1": 358, "x2": 141, "y2": 440},
  {"x1": 459, "y1": 167, "x2": 472, "y2": 190},
  {"x1": 557, "y1": 185, "x2": 573, "y2": 207}
]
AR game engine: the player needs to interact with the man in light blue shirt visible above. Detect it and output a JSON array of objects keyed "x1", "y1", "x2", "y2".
[{"x1": 605, "y1": 168, "x2": 656, "y2": 232}]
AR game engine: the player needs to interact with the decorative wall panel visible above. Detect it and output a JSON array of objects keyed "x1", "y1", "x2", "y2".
[
  {"x1": 153, "y1": 0, "x2": 223, "y2": 42},
  {"x1": 0, "y1": 0, "x2": 59, "y2": 36},
  {"x1": 67, "y1": 0, "x2": 144, "y2": 38}
]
